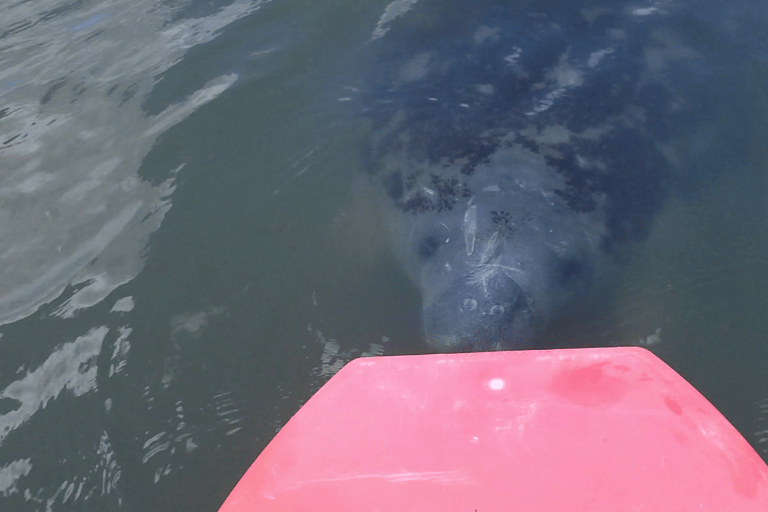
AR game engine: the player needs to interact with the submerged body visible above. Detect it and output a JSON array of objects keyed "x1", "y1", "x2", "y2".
[{"x1": 362, "y1": 2, "x2": 698, "y2": 351}]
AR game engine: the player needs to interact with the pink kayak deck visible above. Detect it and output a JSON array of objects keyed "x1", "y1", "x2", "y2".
[{"x1": 219, "y1": 347, "x2": 768, "y2": 511}]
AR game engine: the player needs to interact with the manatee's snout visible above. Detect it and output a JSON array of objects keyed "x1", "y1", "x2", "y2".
[{"x1": 422, "y1": 272, "x2": 533, "y2": 352}]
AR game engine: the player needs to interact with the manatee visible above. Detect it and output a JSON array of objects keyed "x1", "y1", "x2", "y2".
[{"x1": 360, "y1": 2, "x2": 697, "y2": 351}]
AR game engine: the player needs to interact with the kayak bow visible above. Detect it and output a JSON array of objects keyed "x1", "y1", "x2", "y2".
[{"x1": 219, "y1": 347, "x2": 768, "y2": 511}]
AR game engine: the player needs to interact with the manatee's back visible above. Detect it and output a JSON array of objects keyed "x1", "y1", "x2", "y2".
[{"x1": 361, "y1": 1, "x2": 695, "y2": 250}]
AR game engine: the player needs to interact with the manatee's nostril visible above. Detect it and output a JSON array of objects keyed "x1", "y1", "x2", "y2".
[
  {"x1": 489, "y1": 304, "x2": 505, "y2": 316},
  {"x1": 461, "y1": 298, "x2": 478, "y2": 311}
]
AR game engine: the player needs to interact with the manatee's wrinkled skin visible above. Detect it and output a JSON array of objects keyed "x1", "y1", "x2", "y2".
[{"x1": 362, "y1": 3, "x2": 696, "y2": 351}]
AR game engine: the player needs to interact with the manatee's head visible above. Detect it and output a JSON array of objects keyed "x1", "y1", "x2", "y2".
[
  {"x1": 421, "y1": 257, "x2": 536, "y2": 352},
  {"x1": 410, "y1": 192, "x2": 597, "y2": 352}
]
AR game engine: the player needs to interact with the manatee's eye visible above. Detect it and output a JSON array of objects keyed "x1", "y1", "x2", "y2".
[
  {"x1": 418, "y1": 234, "x2": 440, "y2": 259},
  {"x1": 559, "y1": 257, "x2": 585, "y2": 283},
  {"x1": 383, "y1": 172, "x2": 404, "y2": 201}
]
